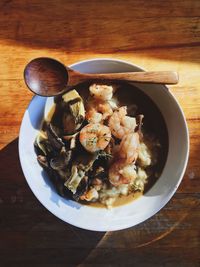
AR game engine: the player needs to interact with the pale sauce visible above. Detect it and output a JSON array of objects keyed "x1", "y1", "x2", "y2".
[{"x1": 87, "y1": 191, "x2": 143, "y2": 208}]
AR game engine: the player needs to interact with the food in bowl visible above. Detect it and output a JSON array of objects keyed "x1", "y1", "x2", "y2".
[{"x1": 35, "y1": 82, "x2": 168, "y2": 208}]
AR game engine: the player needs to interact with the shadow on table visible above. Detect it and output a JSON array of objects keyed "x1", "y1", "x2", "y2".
[
  {"x1": 0, "y1": 139, "x2": 105, "y2": 266},
  {"x1": 0, "y1": 1, "x2": 199, "y2": 62},
  {"x1": 1, "y1": 137, "x2": 200, "y2": 266}
]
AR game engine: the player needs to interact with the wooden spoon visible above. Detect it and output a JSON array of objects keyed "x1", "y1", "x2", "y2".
[{"x1": 24, "y1": 57, "x2": 178, "y2": 96}]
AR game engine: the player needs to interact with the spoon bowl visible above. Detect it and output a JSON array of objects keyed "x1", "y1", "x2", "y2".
[
  {"x1": 24, "y1": 58, "x2": 69, "y2": 96},
  {"x1": 24, "y1": 57, "x2": 179, "y2": 96}
]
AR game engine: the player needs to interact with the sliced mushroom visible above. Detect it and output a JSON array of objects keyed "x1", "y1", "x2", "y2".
[
  {"x1": 92, "y1": 166, "x2": 106, "y2": 179},
  {"x1": 73, "y1": 176, "x2": 89, "y2": 201},
  {"x1": 64, "y1": 151, "x2": 97, "y2": 194},
  {"x1": 34, "y1": 131, "x2": 54, "y2": 156},
  {"x1": 46, "y1": 123, "x2": 65, "y2": 151},
  {"x1": 48, "y1": 169, "x2": 68, "y2": 197},
  {"x1": 62, "y1": 111, "x2": 77, "y2": 135},
  {"x1": 64, "y1": 165, "x2": 85, "y2": 194},
  {"x1": 37, "y1": 155, "x2": 49, "y2": 169},
  {"x1": 50, "y1": 149, "x2": 72, "y2": 180}
]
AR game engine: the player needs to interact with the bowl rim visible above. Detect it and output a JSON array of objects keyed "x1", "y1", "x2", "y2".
[{"x1": 19, "y1": 58, "x2": 189, "y2": 231}]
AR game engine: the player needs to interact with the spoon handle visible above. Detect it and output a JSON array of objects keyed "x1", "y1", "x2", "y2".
[{"x1": 81, "y1": 71, "x2": 179, "y2": 85}]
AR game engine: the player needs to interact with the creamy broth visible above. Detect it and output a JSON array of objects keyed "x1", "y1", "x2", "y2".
[{"x1": 86, "y1": 191, "x2": 143, "y2": 208}]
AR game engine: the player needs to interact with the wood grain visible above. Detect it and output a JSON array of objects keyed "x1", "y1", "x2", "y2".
[
  {"x1": 71, "y1": 71, "x2": 179, "y2": 85},
  {"x1": 0, "y1": 0, "x2": 200, "y2": 266}
]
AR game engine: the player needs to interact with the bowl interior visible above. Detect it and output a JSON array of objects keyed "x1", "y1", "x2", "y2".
[{"x1": 19, "y1": 58, "x2": 189, "y2": 231}]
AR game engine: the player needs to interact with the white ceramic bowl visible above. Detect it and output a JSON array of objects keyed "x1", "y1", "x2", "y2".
[{"x1": 19, "y1": 58, "x2": 189, "y2": 231}]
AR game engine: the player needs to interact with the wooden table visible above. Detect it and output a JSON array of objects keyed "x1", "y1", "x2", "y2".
[{"x1": 0, "y1": 1, "x2": 199, "y2": 266}]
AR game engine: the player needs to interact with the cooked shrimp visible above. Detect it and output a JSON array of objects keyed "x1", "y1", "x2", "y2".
[
  {"x1": 108, "y1": 106, "x2": 136, "y2": 139},
  {"x1": 86, "y1": 100, "x2": 113, "y2": 123},
  {"x1": 80, "y1": 188, "x2": 99, "y2": 201},
  {"x1": 109, "y1": 159, "x2": 137, "y2": 186},
  {"x1": 89, "y1": 84, "x2": 113, "y2": 101},
  {"x1": 119, "y1": 132, "x2": 140, "y2": 163},
  {"x1": 79, "y1": 123, "x2": 111, "y2": 153}
]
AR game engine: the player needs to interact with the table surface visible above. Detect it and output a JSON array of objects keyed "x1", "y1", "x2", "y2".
[{"x1": 0, "y1": 1, "x2": 200, "y2": 266}]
